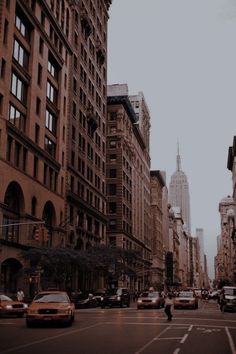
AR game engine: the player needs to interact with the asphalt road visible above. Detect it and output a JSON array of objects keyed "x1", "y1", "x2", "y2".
[{"x1": 0, "y1": 300, "x2": 235, "y2": 354}]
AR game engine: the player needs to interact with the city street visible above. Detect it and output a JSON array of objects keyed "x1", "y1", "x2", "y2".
[{"x1": 0, "y1": 300, "x2": 235, "y2": 354}]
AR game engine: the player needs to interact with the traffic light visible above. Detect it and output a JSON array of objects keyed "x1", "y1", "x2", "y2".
[
  {"x1": 33, "y1": 226, "x2": 41, "y2": 241},
  {"x1": 41, "y1": 226, "x2": 49, "y2": 243}
]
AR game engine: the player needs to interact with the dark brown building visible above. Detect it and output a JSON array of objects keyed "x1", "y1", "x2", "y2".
[
  {"x1": 107, "y1": 84, "x2": 152, "y2": 291},
  {"x1": 0, "y1": 0, "x2": 111, "y2": 295}
]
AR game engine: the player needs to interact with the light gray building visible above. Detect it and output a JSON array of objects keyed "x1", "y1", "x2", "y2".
[{"x1": 169, "y1": 145, "x2": 191, "y2": 234}]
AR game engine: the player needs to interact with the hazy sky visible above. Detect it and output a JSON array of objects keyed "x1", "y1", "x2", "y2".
[{"x1": 108, "y1": 0, "x2": 236, "y2": 278}]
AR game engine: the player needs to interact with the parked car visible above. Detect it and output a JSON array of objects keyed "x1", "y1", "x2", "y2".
[
  {"x1": 26, "y1": 291, "x2": 75, "y2": 327},
  {"x1": 0, "y1": 294, "x2": 28, "y2": 317},
  {"x1": 174, "y1": 291, "x2": 198, "y2": 309},
  {"x1": 137, "y1": 291, "x2": 165, "y2": 309},
  {"x1": 223, "y1": 286, "x2": 236, "y2": 312},
  {"x1": 73, "y1": 293, "x2": 98, "y2": 309},
  {"x1": 93, "y1": 289, "x2": 106, "y2": 305},
  {"x1": 100, "y1": 288, "x2": 130, "y2": 308}
]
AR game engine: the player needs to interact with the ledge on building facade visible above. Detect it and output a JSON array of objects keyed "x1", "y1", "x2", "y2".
[{"x1": 0, "y1": 238, "x2": 30, "y2": 250}]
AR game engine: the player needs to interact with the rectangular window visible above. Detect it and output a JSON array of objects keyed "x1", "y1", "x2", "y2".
[
  {"x1": 36, "y1": 97, "x2": 41, "y2": 115},
  {"x1": 110, "y1": 111, "x2": 117, "y2": 121},
  {"x1": 37, "y1": 64, "x2": 42, "y2": 85},
  {"x1": 23, "y1": 147, "x2": 27, "y2": 171},
  {"x1": 109, "y1": 220, "x2": 117, "y2": 230},
  {"x1": 46, "y1": 81, "x2": 57, "y2": 105},
  {"x1": 43, "y1": 163, "x2": 48, "y2": 184},
  {"x1": 11, "y1": 73, "x2": 27, "y2": 104},
  {"x1": 35, "y1": 123, "x2": 40, "y2": 143},
  {"x1": 33, "y1": 156, "x2": 38, "y2": 178},
  {"x1": 1, "y1": 59, "x2": 6, "y2": 78},
  {"x1": 109, "y1": 202, "x2": 117, "y2": 214},
  {"x1": 48, "y1": 59, "x2": 57, "y2": 79},
  {"x1": 15, "y1": 14, "x2": 30, "y2": 40},
  {"x1": 109, "y1": 140, "x2": 116, "y2": 148},
  {"x1": 0, "y1": 93, "x2": 3, "y2": 114},
  {"x1": 39, "y1": 37, "x2": 44, "y2": 55},
  {"x1": 6, "y1": 136, "x2": 12, "y2": 161},
  {"x1": 3, "y1": 19, "x2": 8, "y2": 44},
  {"x1": 109, "y1": 169, "x2": 117, "y2": 178},
  {"x1": 13, "y1": 39, "x2": 29, "y2": 69},
  {"x1": 109, "y1": 184, "x2": 117, "y2": 195},
  {"x1": 14, "y1": 141, "x2": 21, "y2": 167},
  {"x1": 45, "y1": 109, "x2": 57, "y2": 135},
  {"x1": 9, "y1": 104, "x2": 26, "y2": 132},
  {"x1": 45, "y1": 136, "x2": 56, "y2": 157}
]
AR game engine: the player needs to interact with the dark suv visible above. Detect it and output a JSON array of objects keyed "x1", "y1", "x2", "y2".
[{"x1": 100, "y1": 288, "x2": 130, "y2": 308}]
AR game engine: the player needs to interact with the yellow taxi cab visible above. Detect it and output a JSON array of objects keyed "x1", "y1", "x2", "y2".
[
  {"x1": 174, "y1": 291, "x2": 198, "y2": 309},
  {"x1": 0, "y1": 294, "x2": 28, "y2": 317},
  {"x1": 26, "y1": 291, "x2": 75, "y2": 327}
]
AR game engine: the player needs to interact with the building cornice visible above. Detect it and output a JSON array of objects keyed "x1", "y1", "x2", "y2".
[
  {"x1": 150, "y1": 170, "x2": 166, "y2": 187},
  {"x1": 108, "y1": 96, "x2": 138, "y2": 124}
]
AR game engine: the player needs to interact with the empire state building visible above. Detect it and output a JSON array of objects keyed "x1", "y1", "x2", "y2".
[{"x1": 169, "y1": 146, "x2": 191, "y2": 234}]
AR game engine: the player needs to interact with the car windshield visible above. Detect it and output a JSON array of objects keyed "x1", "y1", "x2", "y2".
[
  {"x1": 33, "y1": 293, "x2": 69, "y2": 303},
  {"x1": 0, "y1": 294, "x2": 12, "y2": 301},
  {"x1": 179, "y1": 292, "x2": 194, "y2": 298},
  {"x1": 141, "y1": 292, "x2": 159, "y2": 298},
  {"x1": 224, "y1": 288, "x2": 236, "y2": 296}
]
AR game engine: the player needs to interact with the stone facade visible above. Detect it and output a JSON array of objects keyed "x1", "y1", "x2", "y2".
[
  {"x1": 107, "y1": 84, "x2": 152, "y2": 291},
  {"x1": 0, "y1": 0, "x2": 112, "y2": 295},
  {"x1": 215, "y1": 196, "x2": 235, "y2": 285},
  {"x1": 150, "y1": 170, "x2": 165, "y2": 287}
]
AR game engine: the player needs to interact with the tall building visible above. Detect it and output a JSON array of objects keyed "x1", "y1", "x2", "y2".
[
  {"x1": 65, "y1": 0, "x2": 111, "y2": 291},
  {"x1": 150, "y1": 170, "x2": 165, "y2": 287},
  {"x1": 107, "y1": 84, "x2": 152, "y2": 291},
  {"x1": 0, "y1": 0, "x2": 112, "y2": 294},
  {"x1": 169, "y1": 144, "x2": 191, "y2": 234},
  {"x1": 196, "y1": 228, "x2": 204, "y2": 272}
]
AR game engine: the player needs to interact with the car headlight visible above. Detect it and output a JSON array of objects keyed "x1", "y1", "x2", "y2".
[
  {"x1": 117, "y1": 296, "x2": 121, "y2": 301},
  {"x1": 137, "y1": 299, "x2": 142, "y2": 303},
  {"x1": 23, "y1": 304, "x2": 28, "y2": 309},
  {"x1": 5, "y1": 305, "x2": 13, "y2": 309},
  {"x1": 58, "y1": 309, "x2": 70, "y2": 314},
  {"x1": 152, "y1": 299, "x2": 157, "y2": 303},
  {"x1": 101, "y1": 297, "x2": 104, "y2": 301}
]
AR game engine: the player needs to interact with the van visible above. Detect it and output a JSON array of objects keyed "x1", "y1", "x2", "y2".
[{"x1": 223, "y1": 286, "x2": 236, "y2": 312}]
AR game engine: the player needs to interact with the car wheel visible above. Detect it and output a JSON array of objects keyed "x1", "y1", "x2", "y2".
[
  {"x1": 127, "y1": 302, "x2": 130, "y2": 308},
  {"x1": 67, "y1": 314, "x2": 73, "y2": 327},
  {"x1": 120, "y1": 302, "x2": 123, "y2": 308}
]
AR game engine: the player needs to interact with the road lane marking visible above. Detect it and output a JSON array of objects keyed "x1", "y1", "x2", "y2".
[
  {"x1": 155, "y1": 337, "x2": 182, "y2": 340},
  {"x1": 188, "y1": 325, "x2": 193, "y2": 331},
  {"x1": 225, "y1": 327, "x2": 236, "y2": 354},
  {"x1": 103, "y1": 321, "x2": 236, "y2": 329},
  {"x1": 0, "y1": 322, "x2": 16, "y2": 325},
  {"x1": 180, "y1": 333, "x2": 188, "y2": 344},
  {"x1": 119, "y1": 316, "x2": 236, "y2": 323},
  {"x1": 0, "y1": 322, "x2": 103, "y2": 354},
  {"x1": 134, "y1": 327, "x2": 171, "y2": 354},
  {"x1": 173, "y1": 349, "x2": 180, "y2": 354}
]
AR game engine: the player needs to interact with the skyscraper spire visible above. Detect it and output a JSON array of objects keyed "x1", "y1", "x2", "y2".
[{"x1": 177, "y1": 140, "x2": 181, "y2": 171}]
